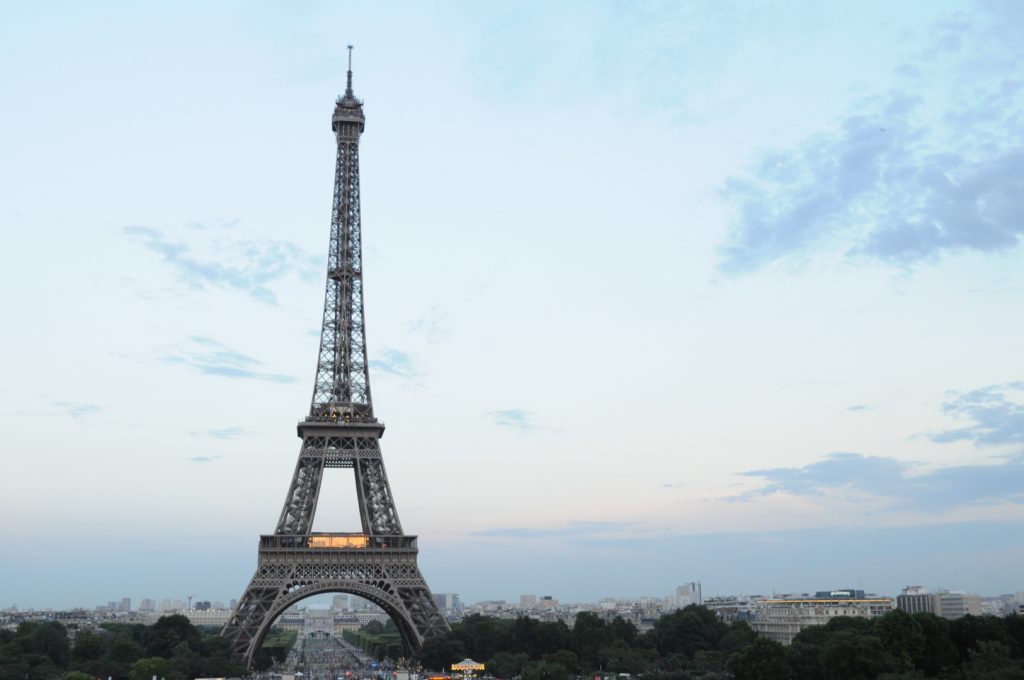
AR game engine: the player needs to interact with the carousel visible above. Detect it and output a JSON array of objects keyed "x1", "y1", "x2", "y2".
[{"x1": 451, "y1": 658, "x2": 485, "y2": 679}]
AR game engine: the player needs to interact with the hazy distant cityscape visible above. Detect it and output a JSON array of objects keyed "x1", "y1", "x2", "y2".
[{"x1": 6, "y1": 582, "x2": 1024, "y2": 648}]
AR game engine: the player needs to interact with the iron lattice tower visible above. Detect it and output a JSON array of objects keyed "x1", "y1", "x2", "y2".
[{"x1": 222, "y1": 50, "x2": 449, "y2": 667}]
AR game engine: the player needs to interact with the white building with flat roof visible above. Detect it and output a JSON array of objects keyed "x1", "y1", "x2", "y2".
[
  {"x1": 675, "y1": 583, "x2": 702, "y2": 608},
  {"x1": 750, "y1": 596, "x2": 893, "y2": 645},
  {"x1": 895, "y1": 587, "x2": 982, "y2": 620}
]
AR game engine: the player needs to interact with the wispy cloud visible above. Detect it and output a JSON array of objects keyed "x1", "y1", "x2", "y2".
[
  {"x1": 123, "y1": 224, "x2": 319, "y2": 303},
  {"x1": 408, "y1": 306, "x2": 451, "y2": 344},
  {"x1": 718, "y1": 12, "x2": 1024, "y2": 273},
  {"x1": 163, "y1": 336, "x2": 296, "y2": 383},
  {"x1": 208, "y1": 426, "x2": 243, "y2": 439},
  {"x1": 190, "y1": 426, "x2": 244, "y2": 439},
  {"x1": 738, "y1": 452, "x2": 1024, "y2": 512},
  {"x1": 489, "y1": 409, "x2": 534, "y2": 430},
  {"x1": 369, "y1": 349, "x2": 418, "y2": 379},
  {"x1": 735, "y1": 380, "x2": 1024, "y2": 513},
  {"x1": 50, "y1": 401, "x2": 103, "y2": 418},
  {"x1": 848, "y1": 404, "x2": 871, "y2": 412},
  {"x1": 473, "y1": 521, "x2": 639, "y2": 540},
  {"x1": 931, "y1": 381, "x2": 1024, "y2": 446},
  {"x1": 188, "y1": 455, "x2": 222, "y2": 463}
]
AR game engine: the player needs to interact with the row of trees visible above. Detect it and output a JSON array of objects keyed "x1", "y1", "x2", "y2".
[
  {"x1": 387, "y1": 607, "x2": 1024, "y2": 679},
  {"x1": 7, "y1": 606, "x2": 1024, "y2": 679},
  {"x1": 343, "y1": 620, "x2": 403, "y2": 661},
  {"x1": 0, "y1": 615, "x2": 252, "y2": 680}
]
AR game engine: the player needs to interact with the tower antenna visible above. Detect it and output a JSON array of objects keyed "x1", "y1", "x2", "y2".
[{"x1": 346, "y1": 45, "x2": 354, "y2": 96}]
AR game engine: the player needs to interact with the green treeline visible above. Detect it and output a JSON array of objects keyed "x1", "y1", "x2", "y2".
[
  {"x1": 405, "y1": 607, "x2": 1024, "y2": 679},
  {"x1": 7, "y1": 607, "x2": 1024, "y2": 679},
  {"x1": 0, "y1": 614, "x2": 277, "y2": 680},
  {"x1": 343, "y1": 620, "x2": 403, "y2": 661},
  {"x1": 257, "y1": 628, "x2": 299, "y2": 670}
]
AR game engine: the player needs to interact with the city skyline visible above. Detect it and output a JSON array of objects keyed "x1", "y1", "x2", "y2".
[
  {"x1": 6, "y1": 582, "x2": 1018, "y2": 617},
  {"x1": 2, "y1": 1, "x2": 1023, "y2": 609},
  {"x1": 4, "y1": 569, "x2": 1018, "y2": 615}
]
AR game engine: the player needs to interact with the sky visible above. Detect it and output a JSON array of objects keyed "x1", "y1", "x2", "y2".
[{"x1": 1, "y1": 0, "x2": 1023, "y2": 611}]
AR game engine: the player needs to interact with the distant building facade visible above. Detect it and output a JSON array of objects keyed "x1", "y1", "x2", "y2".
[
  {"x1": 749, "y1": 590, "x2": 893, "y2": 645},
  {"x1": 538, "y1": 596, "x2": 558, "y2": 610},
  {"x1": 895, "y1": 587, "x2": 982, "y2": 620},
  {"x1": 936, "y1": 592, "x2": 982, "y2": 619},
  {"x1": 675, "y1": 583, "x2": 702, "y2": 608},
  {"x1": 433, "y1": 593, "x2": 462, "y2": 618},
  {"x1": 180, "y1": 609, "x2": 232, "y2": 626},
  {"x1": 304, "y1": 609, "x2": 333, "y2": 637}
]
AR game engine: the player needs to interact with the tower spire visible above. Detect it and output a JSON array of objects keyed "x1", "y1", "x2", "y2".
[
  {"x1": 318, "y1": 42, "x2": 368, "y2": 415},
  {"x1": 346, "y1": 44, "x2": 354, "y2": 97}
]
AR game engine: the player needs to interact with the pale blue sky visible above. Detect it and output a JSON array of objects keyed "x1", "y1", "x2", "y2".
[{"x1": 2, "y1": 1, "x2": 1023, "y2": 609}]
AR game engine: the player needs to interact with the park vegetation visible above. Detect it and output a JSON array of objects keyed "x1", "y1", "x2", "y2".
[
  {"x1": 0, "y1": 614, "x2": 290, "y2": 680},
  {"x1": 354, "y1": 606, "x2": 1024, "y2": 679},
  {"x1": 5, "y1": 607, "x2": 1024, "y2": 679},
  {"x1": 343, "y1": 620, "x2": 404, "y2": 661}
]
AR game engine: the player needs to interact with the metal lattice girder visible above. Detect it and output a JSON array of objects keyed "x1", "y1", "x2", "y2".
[
  {"x1": 222, "y1": 53, "x2": 449, "y2": 668},
  {"x1": 310, "y1": 77, "x2": 372, "y2": 421},
  {"x1": 224, "y1": 535, "x2": 449, "y2": 666}
]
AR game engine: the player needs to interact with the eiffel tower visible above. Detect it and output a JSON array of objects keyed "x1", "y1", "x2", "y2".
[{"x1": 222, "y1": 48, "x2": 449, "y2": 667}]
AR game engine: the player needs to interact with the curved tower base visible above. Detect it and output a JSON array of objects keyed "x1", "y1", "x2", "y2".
[{"x1": 223, "y1": 534, "x2": 448, "y2": 666}]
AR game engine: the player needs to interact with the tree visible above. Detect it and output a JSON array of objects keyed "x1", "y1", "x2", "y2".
[
  {"x1": 874, "y1": 609, "x2": 925, "y2": 673},
  {"x1": 15, "y1": 622, "x2": 70, "y2": 668},
  {"x1": 651, "y1": 606, "x2": 726, "y2": 658},
  {"x1": 651, "y1": 651, "x2": 691, "y2": 673},
  {"x1": 950, "y1": 615, "x2": 1015, "y2": 666},
  {"x1": 571, "y1": 612, "x2": 612, "y2": 669},
  {"x1": 599, "y1": 641, "x2": 655, "y2": 674},
  {"x1": 71, "y1": 630, "x2": 107, "y2": 663},
  {"x1": 541, "y1": 649, "x2": 580, "y2": 674},
  {"x1": 820, "y1": 630, "x2": 901, "y2": 680},
  {"x1": 510, "y1": 618, "x2": 570, "y2": 659},
  {"x1": 719, "y1": 621, "x2": 757, "y2": 654},
  {"x1": 128, "y1": 656, "x2": 171, "y2": 680},
  {"x1": 792, "y1": 615, "x2": 873, "y2": 647},
  {"x1": 692, "y1": 649, "x2": 727, "y2": 674},
  {"x1": 610, "y1": 616, "x2": 638, "y2": 645},
  {"x1": 415, "y1": 633, "x2": 466, "y2": 672},
  {"x1": 457, "y1": 614, "x2": 514, "y2": 661},
  {"x1": 785, "y1": 639, "x2": 823, "y2": 680},
  {"x1": 489, "y1": 651, "x2": 529, "y2": 678},
  {"x1": 1005, "y1": 615, "x2": 1024, "y2": 658},
  {"x1": 521, "y1": 659, "x2": 570, "y2": 680},
  {"x1": 107, "y1": 636, "x2": 146, "y2": 664},
  {"x1": 168, "y1": 640, "x2": 199, "y2": 679},
  {"x1": 509, "y1": 616, "x2": 540, "y2": 658},
  {"x1": 728, "y1": 636, "x2": 791, "y2": 680},
  {"x1": 912, "y1": 613, "x2": 958, "y2": 676},
  {"x1": 143, "y1": 615, "x2": 201, "y2": 658},
  {"x1": 61, "y1": 672, "x2": 92, "y2": 680},
  {"x1": 957, "y1": 640, "x2": 1024, "y2": 679}
]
